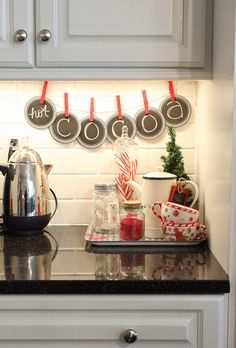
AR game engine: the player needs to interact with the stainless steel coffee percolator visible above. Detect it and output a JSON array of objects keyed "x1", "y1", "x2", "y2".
[{"x1": 0, "y1": 144, "x2": 57, "y2": 234}]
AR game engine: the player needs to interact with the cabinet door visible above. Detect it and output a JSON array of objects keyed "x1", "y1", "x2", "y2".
[
  {"x1": 36, "y1": 0, "x2": 209, "y2": 68},
  {"x1": 0, "y1": 0, "x2": 33, "y2": 67}
]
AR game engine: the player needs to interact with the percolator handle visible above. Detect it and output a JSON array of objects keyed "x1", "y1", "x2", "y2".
[
  {"x1": 0, "y1": 164, "x2": 9, "y2": 176},
  {"x1": 49, "y1": 188, "x2": 58, "y2": 220}
]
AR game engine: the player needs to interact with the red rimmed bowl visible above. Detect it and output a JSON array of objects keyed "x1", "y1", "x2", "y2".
[
  {"x1": 152, "y1": 201, "x2": 199, "y2": 224},
  {"x1": 161, "y1": 220, "x2": 207, "y2": 241}
]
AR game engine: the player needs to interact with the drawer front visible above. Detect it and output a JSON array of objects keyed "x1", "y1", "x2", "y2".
[
  {"x1": 0, "y1": 294, "x2": 226, "y2": 347},
  {"x1": 0, "y1": 309, "x2": 198, "y2": 347}
]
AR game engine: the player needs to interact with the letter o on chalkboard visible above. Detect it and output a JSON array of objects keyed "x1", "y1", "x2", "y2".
[{"x1": 49, "y1": 112, "x2": 81, "y2": 143}]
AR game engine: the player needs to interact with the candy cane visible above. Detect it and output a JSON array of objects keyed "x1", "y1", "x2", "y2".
[{"x1": 114, "y1": 148, "x2": 138, "y2": 201}]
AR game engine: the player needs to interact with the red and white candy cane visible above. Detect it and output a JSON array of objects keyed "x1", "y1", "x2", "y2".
[
  {"x1": 114, "y1": 148, "x2": 138, "y2": 201},
  {"x1": 151, "y1": 202, "x2": 163, "y2": 222}
]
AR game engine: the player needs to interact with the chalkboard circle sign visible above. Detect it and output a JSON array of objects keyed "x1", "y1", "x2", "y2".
[
  {"x1": 24, "y1": 97, "x2": 56, "y2": 129},
  {"x1": 77, "y1": 117, "x2": 107, "y2": 149},
  {"x1": 106, "y1": 113, "x2": 136, "y2": 143},
  {"x1": 134, "y1": 107, "x2": 165, "y2": 139},
  {"x1": 160, "y1": 95, "x2": 191, "y2": 127},
  {"x1": 49, "y1": 112, "x2": 81, "y2": 143}
]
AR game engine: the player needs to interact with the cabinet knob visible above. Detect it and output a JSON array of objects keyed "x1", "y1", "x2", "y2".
[
  {"x1": 39, "y1": 29, "x2": 52, "y2": 42},
  {"x1": 122, "y1": 329, "x2": 138, "y2": 344},
  {"x1": 14, "y1": 29, "x2": 27, "y2": 42}
]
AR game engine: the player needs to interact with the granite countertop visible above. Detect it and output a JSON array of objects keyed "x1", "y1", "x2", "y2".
[{"x1": 0, "y1": 225, "x2": 230, "y2": 294}]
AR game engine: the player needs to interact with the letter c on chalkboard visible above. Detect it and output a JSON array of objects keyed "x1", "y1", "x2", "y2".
[{"x1": 56, "y1": 118, "x2": 72, "y2": 138}]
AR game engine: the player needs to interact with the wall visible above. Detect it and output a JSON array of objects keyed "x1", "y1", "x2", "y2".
[
  {"x1": 196, "y1": 0, "x2": 235, "y2": 273},
  {"x1": 0, "y1": 80, "x2": 196, "y2": 225},
  {"x1": 196, "y1": 0, "x2": 236, "y2": 347}
]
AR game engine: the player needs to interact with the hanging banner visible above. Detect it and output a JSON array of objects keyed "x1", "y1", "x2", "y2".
[{"x1": 24, "y1": 85, "x2": 193, "y2": 147}]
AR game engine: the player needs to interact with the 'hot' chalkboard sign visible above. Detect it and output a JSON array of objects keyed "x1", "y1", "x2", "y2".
[
  {"x1": 134, "y1": 107, "x2": 165, "y2": 139},
  {"x1": 106, "y1": 113, "x2": 136, "y2": 143},
  {"x1": 24, "y1": 97, "x2": 56, "y2": 129},
  {"x1": 77, "y1": 117, "x2": 107, "y2": 148},
  {"x1": 49, "y1": 112, "x2": 81, "y2": 143},
  {"x1": 160, "y1": 95, "x2": 191, "y2": 127}
]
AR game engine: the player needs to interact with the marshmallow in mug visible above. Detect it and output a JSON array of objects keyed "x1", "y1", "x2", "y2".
[{"x1": 152, "y1": 201, "x2": 199, "y2": 224}]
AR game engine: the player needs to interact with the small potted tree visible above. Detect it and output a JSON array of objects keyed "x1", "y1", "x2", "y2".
[{"x1": 161, "y1": 127, "x2": 195, "y2": 207}]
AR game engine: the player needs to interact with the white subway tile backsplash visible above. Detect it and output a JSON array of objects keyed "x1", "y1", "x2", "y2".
[
  {"x1": 0, "y1": 80, "x2": 197, "y2": 225},
  {"x1": 50, "y1": 200, "x2": 93, "y2": 225},
  {"x1": 50, "y1": 174, "x2": 114, "y2": 199}
]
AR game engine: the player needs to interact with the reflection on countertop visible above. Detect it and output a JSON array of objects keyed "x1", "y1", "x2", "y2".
[
  {"x1": 3, "y1": 232, "x2": 57, "y2": 280},
  {"x1": 0, "y1": 225, "x2": 230, "y2": 294}
]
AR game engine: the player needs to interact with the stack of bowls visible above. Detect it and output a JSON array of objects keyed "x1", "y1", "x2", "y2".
[{"x1": 152, "y1": 201, "x2": 207, "y2": 241}]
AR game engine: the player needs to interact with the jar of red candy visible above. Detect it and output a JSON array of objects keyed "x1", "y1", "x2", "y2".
[{"x1": 120, "y1": 201, "x2": 145, "y2": 240}]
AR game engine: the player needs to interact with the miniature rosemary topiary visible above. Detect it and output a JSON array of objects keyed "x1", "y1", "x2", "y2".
[{"x1": 161, "y1": 126, "x2": 190, "y2": 180}]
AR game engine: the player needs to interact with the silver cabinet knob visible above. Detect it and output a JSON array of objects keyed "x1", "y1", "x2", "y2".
[
  {"x1": 39, "y1": 29, "x2": 51, "y2": 42},
  {"x1": 122, "y1": 329, "x2": 138, "y2": 344},
  {"x1": 14, "y1": 29, "x2": 27, "y2": 42}
]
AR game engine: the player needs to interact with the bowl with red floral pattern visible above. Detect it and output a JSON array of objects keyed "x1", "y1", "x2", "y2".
[
  {"x1": 152, "y1": 201, "x2": 199, "y2": 224},
  {"x1": 161, "y1": 220, "x2": 207, "y2": 241}
]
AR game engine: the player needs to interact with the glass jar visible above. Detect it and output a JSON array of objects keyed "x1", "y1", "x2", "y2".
[
  {"x1": 112, "y1": 125, "x2": 139, "y2": 202},
  {"x1": 120, "y1": 253, "x2": 145, "y2": 279},
  {"x1": 120, "y1": 201, "x2": 145, "y2": 240},
  {"x1": 93, "y1": 183, "x2": 119, "y2": 239}
]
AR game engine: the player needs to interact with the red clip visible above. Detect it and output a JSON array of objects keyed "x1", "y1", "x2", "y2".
[
  {"x1": 142, "y1": 90, "x2": 149, "y2": 115},
  {"x1": 64, "y1": 92, "x2": 69, "y2": 118},
  {"x1": 40, "y1": 81, "x2": 48, "y2": 104},
  {"x1": 168, "y1": 81, "x2": 175, "y2": 102},
  {"x1": 116, "y1": 95, "x2": 122, "y2": 120},
  {"x1": 90, "y1": 97, "x2": 94, "y2": 122}
]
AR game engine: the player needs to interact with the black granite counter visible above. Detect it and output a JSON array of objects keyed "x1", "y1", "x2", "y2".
[{"x1": 0, "y1": 225, "x2": 229, "y2": 294}]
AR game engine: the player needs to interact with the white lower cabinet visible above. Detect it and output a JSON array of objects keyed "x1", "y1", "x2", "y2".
[{"x1": 0, "y1": 294, "x2": 227, "y2": 348}]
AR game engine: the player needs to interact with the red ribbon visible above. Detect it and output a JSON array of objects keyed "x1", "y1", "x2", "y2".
[
  {"x1": 168, "y1": 81, "x2": 175, "y2": 101},
  {"x1": 64, "y1": 92, "x2": 69, "y2": 118},
  {"x1": 40, "y1": 80, "x2": 48, "y2": 104},
  {"x1": 90, "y1": 97, "x2": 94, "y2": 122},
  {"x1": 142, "y1": 90, "x2": 149, "y2": 115},
  {"x1": 116, "y1": 95, "x2": 122, "y2": 120}
]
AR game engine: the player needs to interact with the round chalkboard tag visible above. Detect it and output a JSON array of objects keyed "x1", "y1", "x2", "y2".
[
  {"x1": 77, "y1": 117, "x2": 107, "y2": 149},
  {"x1": 49, "y1": 112, "x2": 81, "y2": 144},
  {"x1": 24, "y1": 97, "x2": 56, "y2": 129},
  {"x1": 106, "y1": 113, "x2": 136, "y2": 143},
  {"x1": 134, "y1": 107, "x2": 165, "y2": 139},
  {"x1": 160, "y1": 95, "x2": 192, "y2": 127}
]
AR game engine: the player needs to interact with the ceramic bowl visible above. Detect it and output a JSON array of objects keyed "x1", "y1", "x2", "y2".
[
  {"x1": 161, "y1": 220, "x2": 207, "y2": 241},
  {"x1": 152, "y1": 200, "x2": 199, "y2": 224}
]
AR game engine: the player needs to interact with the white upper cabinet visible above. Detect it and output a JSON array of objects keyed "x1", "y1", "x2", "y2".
[
  {"x1": 0, "y1": 0, "x2": 213, "y2": 79},
  {"x1": 0, "y1": 0, "x2": 33, "y2": 67},
  {"x1": 36, "y1": 0, "x2": 208, "y2": 68}
]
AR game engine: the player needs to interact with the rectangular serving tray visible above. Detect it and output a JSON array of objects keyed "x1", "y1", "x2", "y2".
[
  {"x1": 85, "y1": 224, "x2": 207, "y2": 247},
  {"x1": 86, "y1": 239, "x2": 206, "y2": 247}
]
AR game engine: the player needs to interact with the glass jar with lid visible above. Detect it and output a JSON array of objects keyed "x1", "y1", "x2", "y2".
[
  {"x1": 120, "y1": 201, "x2": 145, "y2": 241},
  {"x1": 93, "y1": 183, "x2": 119, "y2": 239},
  {"x1": 112, "y1": 125, "x2": 139, "y2": 202}
]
